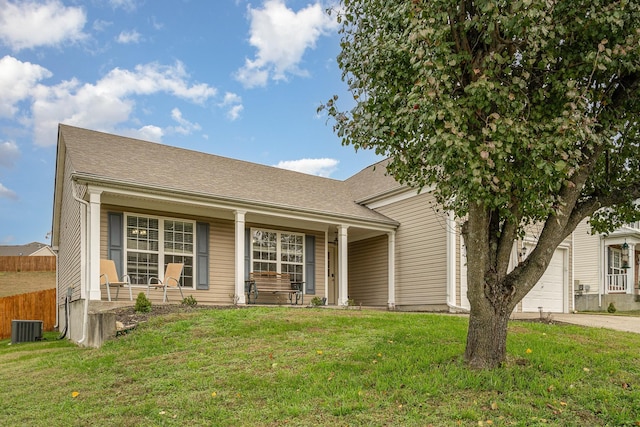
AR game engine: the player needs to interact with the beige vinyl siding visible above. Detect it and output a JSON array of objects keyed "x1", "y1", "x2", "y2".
[
  {"x1": 57, "y1": 156, "x2": 83, "y2": 304},
  {"x1": 203, "y1": 218, "x2": 235, "y2": 304},
  {"x1": 374, "y1": 192, "x2": 447, "y2": 306},
  {"x1": 348, "y1": 234, "x2": 388, "y2": 306},
  {"x1": 573, "y1": 219, "x2": 600, "y2": 294},
  {"x1": 99, "y1": 209, "x2": 237, "y2": 305}
]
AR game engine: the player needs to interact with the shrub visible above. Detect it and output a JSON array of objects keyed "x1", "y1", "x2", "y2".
[
  {"x1": 607, "y1": 302, "x2": 617, "y2": 314},
  {"x1": 310, "y1": 296, "x2": 323, "y2": 307},
  {"x1": 135, "y1": 292, "x2": 152, "y2": 313},
  {"x1": 181, "y1": 295, "x2": 198, "y2": 307}
]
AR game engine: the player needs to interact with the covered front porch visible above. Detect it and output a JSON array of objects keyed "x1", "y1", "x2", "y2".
[
  {"x1": 603, "y1": 225, "x2": 640, "y2": 296},
  {"x1": 80, "y1": 186, "x2": 398, "y2": 309}
]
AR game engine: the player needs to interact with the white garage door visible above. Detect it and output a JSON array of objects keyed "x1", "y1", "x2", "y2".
[{"x1": 522, "y1": 249, "x2": 566, "y2": 313}]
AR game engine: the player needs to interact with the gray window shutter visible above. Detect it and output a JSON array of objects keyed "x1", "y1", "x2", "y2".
[
  {"x1": 305, "y1": 235, "x2": 315, "y2": 294},
  {"x1": 107, "y1": 212, "x2": 123, "y2": 277},
  {"x1": 196, "y1": 222, "x2": 209, "y2": 290},
  {"x1": 244, "y1": 228, "x2": 250, "y2": 280}
]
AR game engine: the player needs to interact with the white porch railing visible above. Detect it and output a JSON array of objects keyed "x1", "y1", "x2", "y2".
[
  {"x1": 626, "y1": 221, "x2": 640, "y2": 230},
  {"x1": 607, "y1": 274, "x2": 628, "y2": 293}
]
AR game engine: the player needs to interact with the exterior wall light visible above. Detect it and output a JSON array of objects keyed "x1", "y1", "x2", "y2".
[{"x1": 621, "y1": 241, "x2": 630, "y2": 269}]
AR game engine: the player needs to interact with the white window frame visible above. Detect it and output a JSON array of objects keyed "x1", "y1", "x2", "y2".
[
  {"x1": 610, "y1": 248, "x2": 624, "y2": 275},
  {"x1": 124, "y1": 213, "x2": 196, "y2": 289},
  {"x1": 250, "y1": 228, "x2": 305, "y2": 282}
]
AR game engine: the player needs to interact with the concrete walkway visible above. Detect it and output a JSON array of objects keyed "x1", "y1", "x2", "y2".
[{"x1": 511, "y1": 312, "x2": 640, "y2": 334}]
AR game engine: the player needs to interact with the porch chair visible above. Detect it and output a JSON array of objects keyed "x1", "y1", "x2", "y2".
[
  {"x1": 100, "y1": 259, "x2": 133, "y2": 301},
  {"x1": 147, "y1": 263, "x2": 185, "y2": 302}
]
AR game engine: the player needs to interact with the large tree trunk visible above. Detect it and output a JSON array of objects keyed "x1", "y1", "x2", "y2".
[
  {"x1": 464, "y1": 299, "x2": 511, "y2": 369},
  {"x1": 462, "y1": 201, "x2": 568, "y2": 369},
  {"x1": 462, "y1": 202, "x2": 518, "y2": 369}
]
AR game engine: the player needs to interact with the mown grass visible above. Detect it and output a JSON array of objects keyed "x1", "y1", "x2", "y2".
[{"x1": 1, "y1": 308, "x2": 639, "y2": 426}]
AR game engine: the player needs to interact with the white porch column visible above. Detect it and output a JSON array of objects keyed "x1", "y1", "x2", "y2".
[
  {"x1": 337, "y1": 225, "x2": 349, "y2": 306},
  {"x1": 235, "y1": 211, "x2": 247, "y2": 304},
  {"x1": 387, "y1": 231, "x2": 396, "y2": 310},
  {"x1": 627, "y1": 243, "x2": 636, "y2": 294},
  {"x1": 324, "y1": 228, "x2": 329, "y2": 304},
  {"x1": 88, "y1": 189, "x2": 102, "y2": 300}
]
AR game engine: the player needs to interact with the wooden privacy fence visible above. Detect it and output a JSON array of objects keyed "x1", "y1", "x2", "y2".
[
  {"x1": 0, "y1": 288, "x2": 56, "y2": 340},
  {"x1": 0, "y1": 256, "x2": 56, "y2": 272}
]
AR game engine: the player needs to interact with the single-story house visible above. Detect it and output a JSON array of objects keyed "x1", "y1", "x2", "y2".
[
  {"x1": 0, "y1": 242, "x2": 56, "y2": 257},
  {"x1": 52, "y1": 124, "x2": 588, "y2": 346}
]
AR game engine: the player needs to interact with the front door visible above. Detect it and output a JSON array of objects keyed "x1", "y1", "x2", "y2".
[{"x1": 328, "y1": 245, "x2": 338, "y2": 305}]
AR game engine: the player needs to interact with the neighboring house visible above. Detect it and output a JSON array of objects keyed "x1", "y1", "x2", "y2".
[
  {"x1": 0, "y1": 242, "x2": 56, "y2": 257},
  {"x1": 51, "y1": 124, "x2": 578, "y2": 344},
  {"x1": 573, "y1": 220, "x2": 640, "y2": 311}
]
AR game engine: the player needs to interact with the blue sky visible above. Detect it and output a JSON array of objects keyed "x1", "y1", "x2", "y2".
[{"x1": 0, "y1": 0, "x2": 383, "y2": 245}]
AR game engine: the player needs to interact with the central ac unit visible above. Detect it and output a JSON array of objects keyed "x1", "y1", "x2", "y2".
[{"x1": 11, "y1": 320, "x2": 43, "y2": 344}]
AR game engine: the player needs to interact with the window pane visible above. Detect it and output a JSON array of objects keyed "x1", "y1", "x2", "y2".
[
  {"x1": 126, "y1": 252, "x2": 159, "y2": 285},
  {"x1": 164, "y1": 220, "x2": 195, "y2": 255},
  {"x1": 127, "y1": 215, "x2": 159, "y2": 252},
  {"x1": 252, "y1": 229, "x2": 277, "y2": 272},
  {"x1": 165, "y1": 255, "x2": 193, "y2": 287},
  {"x1": 282, "y1": 263, "x2": 303, "y2": 282}
]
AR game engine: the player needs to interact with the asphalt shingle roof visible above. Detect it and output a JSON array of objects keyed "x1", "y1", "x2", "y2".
[
  {"x1": 0, "y1": 242, "x2": 50, "y2": 256},
  {"x1": 59, "y1": 124, "x2": 398, "y2": 225}
]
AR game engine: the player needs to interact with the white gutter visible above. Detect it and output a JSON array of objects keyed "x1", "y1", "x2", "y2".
[{"x1": 71, "y1": 181, "x2": 90, "y2": 345}]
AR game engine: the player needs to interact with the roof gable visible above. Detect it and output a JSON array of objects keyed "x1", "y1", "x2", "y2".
[{"x1": 0, "y1": 242, "x2": 52, "y2": 256}]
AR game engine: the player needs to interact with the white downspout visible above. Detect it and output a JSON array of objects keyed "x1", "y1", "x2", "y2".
[{"x1": 71, "y1": 181, "x2": 90, "y2": 345}]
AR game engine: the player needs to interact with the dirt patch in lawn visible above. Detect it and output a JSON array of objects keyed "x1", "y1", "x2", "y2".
[{"x1": 0, "y1": 271, "x2": 56, "y2": 297}]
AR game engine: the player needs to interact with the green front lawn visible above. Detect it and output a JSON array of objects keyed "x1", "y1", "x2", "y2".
[{"x1": 1, "y1": 308, "x2": 639, "y2": 426}]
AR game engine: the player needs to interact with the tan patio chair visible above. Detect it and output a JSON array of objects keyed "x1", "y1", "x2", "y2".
[
  {"x1": 147, "y1": 263, "x2": 185, "y2": 302},
  {"x1": 100, "y1": 259, "x2": 133, "y2": 301}
]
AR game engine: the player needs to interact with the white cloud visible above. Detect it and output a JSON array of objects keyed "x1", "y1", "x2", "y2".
[
  {"x1": 169, "y1": 108, "x2": 201, "y2": 135},
  {"x1": 0, "y1": 183, "x2": 18, "y2": 200},
  {"x1": 235, "y1": 0, "x2": 337, "y2": 88},
  {"x1": 93, "y1": 19, "x2": 112, "y2": 32},
  {"x1": 227, "y1": 104, "x2": 244, "y2": 121},
  {"x1": 275, "y1": 158, "x2": 339, "y2": 177},
  {"x1": 221, "y1": 92, "x2": 242, "y2": 106},
  {"x1": 29, "y1": 61, "x2": 217, "y2": 146},
  {"x1": 219, "y1": 92, "x2": 243, "y2": 121},
  {"x1": 116, "y1": 29, "x2": 142, "y2": 44},
  {"x1": 0, "y1": 56, "x2": 52, "y2": 117},
  {"x1": 120, "y1": 125, "x2": 164, "y2": 142},
  {"x1": 109, "y1": 0, "x2": 138, "y2": 12},
  {"x1": 0, "y1": 0, "x2": 87, "y2": 51},
  {"x1": 0, "y1": 141, "x2": 20, "y2": 168}
]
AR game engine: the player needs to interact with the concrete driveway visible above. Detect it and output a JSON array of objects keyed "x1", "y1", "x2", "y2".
[{"x1": 512, "y1": 312, "x2": 640, "y2": 334}]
